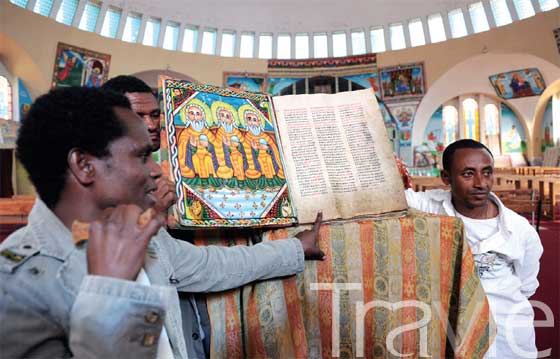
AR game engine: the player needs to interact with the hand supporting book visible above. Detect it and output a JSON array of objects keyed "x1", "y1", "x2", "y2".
[{"x1": 295, "y1": 211, "x2": 326, "y2": 260}]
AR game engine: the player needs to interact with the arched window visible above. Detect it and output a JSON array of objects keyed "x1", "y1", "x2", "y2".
[
  {"x1": 462, "y1": 98, "x2": 479, "y2": 140},
  {"x1": 0, "y1": 76, "x2": 12, "y2": 121},
  {"x1": 484, "y1": 103, "x2": 500, "y2": 154},
  {"x1": 442, "y1": 105, "x2": 458, "y2": 145},
  {"x1": 552, "y1": 92, "x2": 560, "y2": 147}
]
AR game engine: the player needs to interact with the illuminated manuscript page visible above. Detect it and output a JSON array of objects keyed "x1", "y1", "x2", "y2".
[{"x1": 272, "y1": 89, "x2": 407, "y2": 224}]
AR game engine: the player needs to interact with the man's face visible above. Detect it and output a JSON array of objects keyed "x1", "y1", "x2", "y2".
[
  {"x1": 125, "y1": 92, "x2": 160, "y2": 151},
  {"x1": 187, "y1": 106, "x2": 204, "y2": 123},
  {"x1": 246, "y1": 113, "x2": 260, "y2": 129},
  {"x1": 218, "y1": 109, "x2": 233, "y2": 125},
  {"x1": 93, "y1": 107, "x2": 161, "y2": 211},
  {"x1": 442, "y1": 148, "x2": 494, "y2": 210}
]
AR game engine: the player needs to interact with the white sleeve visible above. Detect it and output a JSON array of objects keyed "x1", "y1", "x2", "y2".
[
  {"x1": 515, "y1": 225, "x2": 544, "y2": 298},
  {"x1": 404, "y1": 188, "x2": 433, "y2": 213}
]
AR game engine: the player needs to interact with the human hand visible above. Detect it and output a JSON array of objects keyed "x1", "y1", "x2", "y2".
[
  {"x1": 394, "y1": 153, "x2": 412, "y2": 189},
  {"x1": 87, "y1": 205, "x2": 165, "y2": 281},
  {"x1": 153, "y1": 176, "x2": 177, "y2": 216},
  {"x1": 295, "y1": 212, "x2": 325, "y2": 260}
]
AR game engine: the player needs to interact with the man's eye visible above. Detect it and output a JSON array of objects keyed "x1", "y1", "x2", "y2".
[{"x1": 463, "y1": 171, "x2": 474, "y2": 177}]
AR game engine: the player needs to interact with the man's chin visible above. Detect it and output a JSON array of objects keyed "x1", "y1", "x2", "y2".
[
  {"x1": 143, "y1": 194, "x2": 157, "y2": 210},
  {"x1": 150, "y1": 137, "x2": 160, "y2": 151},
  {"x1": 466, "y1": 197, "x2": 489, "y2": 208}
]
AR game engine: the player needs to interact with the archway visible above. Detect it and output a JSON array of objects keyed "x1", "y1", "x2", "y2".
[
  {"x1": 130, "y1": 69, "x2": 198, "y2": 89},
  {"x1": 414, "y1": 52, "x2": 560, "y2": 160},
  {"x1": 531, "y1": 78, "x2": 560, "y2": 157}
]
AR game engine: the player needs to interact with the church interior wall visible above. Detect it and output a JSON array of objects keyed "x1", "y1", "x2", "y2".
[{"x1": 1, "y1": 1, "x2": 560, "y2": 192}]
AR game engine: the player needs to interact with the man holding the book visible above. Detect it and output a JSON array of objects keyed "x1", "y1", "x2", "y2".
[{"x1": 404, "y1": 139, "x2": 543, "y2": 358}]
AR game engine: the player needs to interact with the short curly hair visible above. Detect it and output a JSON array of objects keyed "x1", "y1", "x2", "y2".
[
  {"x1": 442, "y1": 139, "x2": 493, "y2": 172},
  {"x1": 102, "y1": 75, "x2": 154, "y2": 94},
  {"x1": 16, "y1": 87, "x2": 131, "y2": 208}
]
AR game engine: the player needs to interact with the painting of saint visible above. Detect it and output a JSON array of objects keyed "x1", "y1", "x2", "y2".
[
  {"x1": 380, "y1": 63, "x2": 425, "y2": 100},
  {"x1": 161, "y1": 80, "x2": 295, "y2": 227},
  {"x1": 224, "y1": 72, "x2": 266, "y2": 93},
  {"x1": 51, "y1": 43, "x2": 110, "y2": 89},
  {"x1": 489, "y1": 68, "x2": 545, "y2": 99}
]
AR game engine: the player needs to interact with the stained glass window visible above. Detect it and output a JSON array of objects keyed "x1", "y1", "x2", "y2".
[
  {"x1": 0, "y1": 77, "x2": 12, "y2": 121},
  {"x1": 442, "y1": 105, "x2": 458, "y2": 145},
  {"x1": 463, "y1": 98, "x2": 480, "y2": 141},
  {"x1": 484, "y1": 103, "x2": 501, "y2": 154}
]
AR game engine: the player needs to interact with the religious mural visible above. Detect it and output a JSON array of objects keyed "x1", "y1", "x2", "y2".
[
  {"x1": 18, "y1": 79, "x2": 32, "y2": 120},
  {"x1": 161, "y1": 80, "x2": 295, "y2": 227},
  {"x1": 223, "y1": 72, "x2": 267, "y2": 93},
  {"x1": 0, "y1": 119, "x2": 19, "y2": 149},
  {"x1": 340, "y1": 72, "x2": 381, "y2": 97},
  {"x1": 380, "y1": 63, "x2": 425, "y2": 101},
  {"x1": 267, "y1": 77, "x2": 304, "y2": 96},
  {"x1": 489, "y1": 68, "x2": 546, "y2": 99},
  {"x1": 413, "y1": 107, "x2": 444, "y2": 171},
  {"x1": 500, "y1": 103, "x2": 526, "y2": 154},
  {"x1": 51, "y1": 42, "x2": 111, "y2": 89},
  {"x1": 386, "y1": 102, "x2": 419, "y2": 147}
]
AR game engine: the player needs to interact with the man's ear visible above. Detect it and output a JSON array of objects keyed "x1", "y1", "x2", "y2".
[
  {"x1": 440, "y1": 169, "x2": 451, "y2": 186},
  {"x1": 67, "y1": 149, "x2": 96, "y2": 185}
]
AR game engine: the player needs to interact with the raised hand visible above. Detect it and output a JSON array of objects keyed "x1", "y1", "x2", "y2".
[
  {"x1": 153, "y1": 176, "x2": 178, "y2": 216},
  {"x1": 295, "y1": 211, "x2": 326, "y2": 260},
  {"x1": 87, "y1": 205, "x2": 165, "y2": 281}
]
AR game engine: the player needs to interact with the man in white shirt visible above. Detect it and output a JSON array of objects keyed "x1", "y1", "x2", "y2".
[{"x1": 405, "y1": 139, "x2": 543, "y2": 359}]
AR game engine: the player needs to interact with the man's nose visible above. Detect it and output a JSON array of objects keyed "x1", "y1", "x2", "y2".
[
  {"x1": 149, "y1": 160, "x2": 163, "y2": 179},
  {"x1": 473, "y1": 172, "x2": 483, "y2": 187},
  {"x1": 144, "y1": 116, "x2": 158, "y2": 130}
]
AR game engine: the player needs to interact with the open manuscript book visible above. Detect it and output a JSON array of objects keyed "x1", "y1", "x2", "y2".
[{"x1": 160, "y1": 79, "x2": 407, "y2": 228}]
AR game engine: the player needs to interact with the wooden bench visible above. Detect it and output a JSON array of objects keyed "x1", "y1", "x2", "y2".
[
  {"x1": 493, "y1": 189, "x2": 541, "y2": 229},
  {"x1": 0, "y1": 196, "x2": 35, "y2": 243}
]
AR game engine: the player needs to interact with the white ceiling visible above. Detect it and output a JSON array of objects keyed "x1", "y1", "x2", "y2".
[{"x1": 111, "y1": 0, "x2": 476, "y2": 33}]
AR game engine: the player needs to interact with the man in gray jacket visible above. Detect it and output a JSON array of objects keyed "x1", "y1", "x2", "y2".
[{"x1": 0, "y1": 87, "x2": 324, "y2": 358}]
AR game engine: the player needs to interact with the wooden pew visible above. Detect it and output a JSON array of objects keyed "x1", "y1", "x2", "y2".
[{"x1": 0, "y1": 195, "x2": 35, "y2": 243}]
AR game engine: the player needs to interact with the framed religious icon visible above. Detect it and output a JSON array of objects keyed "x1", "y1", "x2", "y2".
[
  {"x1": 223, "y1": 72, "x2": 267, "y2": 93},
  {"x1": 489, "y1": 68, "x2": 546, "y2": 99},
  {"x1": 380, "y1": 63, "x2": 425, "y2": 101},
  {"x1": 51, "y1": 42, "x2": 111, "y2": 89}
]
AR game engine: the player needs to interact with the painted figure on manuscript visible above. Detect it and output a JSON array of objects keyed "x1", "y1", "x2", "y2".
[
  {"x1": 211, "y1": 101, "x2": 246, "y2": 180},
  {"x1": 177, "y1": 101, "x2": 218, "y2": 180},
  {"x1": 240, "y1": 107, "x2": 285, "y2": 184}
]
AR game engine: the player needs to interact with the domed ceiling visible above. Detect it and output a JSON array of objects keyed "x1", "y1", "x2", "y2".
[{"x1": 109, "y1": 0, "x2": 476, "y2": 33}]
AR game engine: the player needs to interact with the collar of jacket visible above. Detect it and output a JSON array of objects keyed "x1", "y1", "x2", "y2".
[{"x1": 28, "y1": 198, "x2": 162, "y2": 261}]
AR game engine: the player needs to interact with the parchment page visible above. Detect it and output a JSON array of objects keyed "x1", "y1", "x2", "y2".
[{"x1": 272, "y1": 89, "x2": 407, "y2": 224}]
